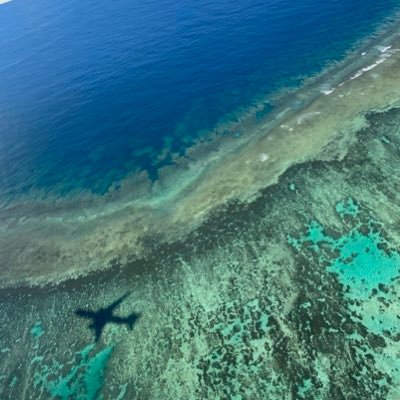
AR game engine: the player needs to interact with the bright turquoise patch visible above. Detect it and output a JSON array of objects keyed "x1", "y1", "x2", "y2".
[
  {"x1": 288, "y1": 220, "x2": 400, "y2": 299},
  {"x1": 33, "y1": 344, "x2": 113, "y2": 400},
  {"x1": 30, "y1": 322, "x2": 44, "y2": 338},
  {"x1": 328, "y1": 229, "x2": 400, "y2": 299},
  {"x1": 297, "y1": 378, "x2": 312, "y2": 399},
  {"x1": 287, "y1": 220, "x2": 329, "y2": 252},
  {"x1": 362, "y1": 308, "x2": 398, "y2": 336},
  {"x1": 335, "y1": 198, "x2": 359, "y2": 217}
]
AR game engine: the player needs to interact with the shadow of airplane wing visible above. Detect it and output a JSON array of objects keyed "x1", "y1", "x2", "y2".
[
  {"x1": 110, "y1": 313, "x2": 141, "y2": 330},
  {"x1": 106, "y1": 292, "x2": 131, "y2": 312},
  {"x1": 75, "y1": 309, "x2": 96, "y2": 318}
]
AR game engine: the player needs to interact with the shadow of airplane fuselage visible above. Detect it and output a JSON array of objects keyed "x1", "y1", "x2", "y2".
[{"x1": 75, "y1": 293, "x2": 140, "y2": 342}]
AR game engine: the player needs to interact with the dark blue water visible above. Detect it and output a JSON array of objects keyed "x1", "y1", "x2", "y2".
[{"x1": 0, "y1": 0, "x2": 399, "y2": 198}]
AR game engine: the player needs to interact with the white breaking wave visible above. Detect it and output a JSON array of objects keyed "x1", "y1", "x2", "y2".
[
  {"x1": 297, "y1": 111, "x2": 322, "y2": 125},
  {"x1": 0, "y1": 0, "x2": 12, "y2": 4},
  {"x1": 350, "y1": 48, "x2": 399, "y2": 81},
  {"x1": 377, "y1": 45, "x2": 392, "y2": 53},
  {"x1": 321, "y1": 88, "x2": 335, "y2": 95},
  {"x1": 259, "y1": 153, "x2": 269, "y2": 162},
  {"x1": 320, "y1": 83, "x2": 335, "y2": 95}
]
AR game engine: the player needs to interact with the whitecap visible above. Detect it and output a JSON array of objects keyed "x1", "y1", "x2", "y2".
[
  {"x1": 259, "y1": 153, "x2": 269, "y2": 162},
  {"x1": 320, "y1": 83, "x2": 335, "y2": 95},
  {"x1": 350, "y1": 57, "x2": 387, "y2": 80},
  {"x1": 0, "y1": 0, "x2": 12, "y2": 4},
  {"x1": 296, "y1": 111, "x2": 321, "y2": 125},
  {"x1": 377, "y1": 45, "x2": 392, "y2": 53}
]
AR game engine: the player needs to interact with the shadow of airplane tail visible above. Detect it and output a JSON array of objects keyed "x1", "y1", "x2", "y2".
[{"x1": 126, "y1": 313, "x2": 141, "y2": 330}]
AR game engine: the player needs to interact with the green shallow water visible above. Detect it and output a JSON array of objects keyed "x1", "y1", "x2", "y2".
[{"x1": 1, "y1": 107, "x2": 400, "y2": 398}]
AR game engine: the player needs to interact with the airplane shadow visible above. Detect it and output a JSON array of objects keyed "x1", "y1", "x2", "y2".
[{"x1": 75, "y1": 292, "x2": 141, "y2": 342}]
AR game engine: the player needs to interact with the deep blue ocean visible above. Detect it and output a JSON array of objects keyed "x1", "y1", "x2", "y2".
[{"x1": 0, "y1": 0, "x2": 399, "y2": 198}]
